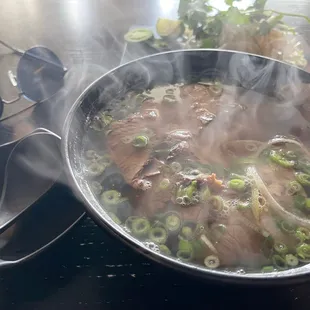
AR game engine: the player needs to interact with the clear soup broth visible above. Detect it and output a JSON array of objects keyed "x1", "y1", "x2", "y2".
[{"x1": 82, "y1": 80, "x2": 310, "y2": 274}]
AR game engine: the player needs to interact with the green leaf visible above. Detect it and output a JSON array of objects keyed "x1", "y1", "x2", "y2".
[{"x1": 225, "y1": 7, "x2": 250, "y2": 25}]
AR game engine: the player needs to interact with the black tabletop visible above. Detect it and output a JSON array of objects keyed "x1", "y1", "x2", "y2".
[{"x1": 1, "y1": 214, "x2": 310, "y2": 310}]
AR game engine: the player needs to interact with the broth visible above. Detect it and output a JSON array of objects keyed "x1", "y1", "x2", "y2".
[{"x1": 82, "y1": 81, "x2": 310, "y2": 273}]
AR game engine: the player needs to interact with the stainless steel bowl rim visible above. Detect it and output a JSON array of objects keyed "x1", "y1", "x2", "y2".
[{"x1": 62, "y1": 49, "x2": 310, "y2": 283}]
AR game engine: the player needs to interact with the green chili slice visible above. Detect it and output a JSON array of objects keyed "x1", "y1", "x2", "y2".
[
  {"x1": 204, "y1": 255, "x2": 220, "y2": 269},
  {"x1": 159, "y1": 244, "x2": 171, "y2": 256},
  {"x1": 285, "y1": 254, "x2": 299, "y2": 267},
  {"x1": 132, "y1": 135, "x2": 149, "y2": 148},
  {"x1": 227, "y1": 179, "x2": 246, "y2": 192},
  {"x1": 269, "y1": 150, "x2": 295, "y2": 168},
  {"x1": 131, "y1": 218, "x2": 151, "y2": 238},
  {"x1": 295, "y1": 172, "x2": 310, "y2": 187},
  {"x1": 148, "y1": 227, "x2": 168, "y2": 244},
  {"x1": 296, "y1": 243, "x2": 310, "y2": 259},
  {"x1": 274, "y1": 242, "x2": 288, "y2": 255},
  {"x1": 272, "y1": 255, "x2": 288, "y2": 270},
  {"x1": 164, "y1": 211, "x2": 182, "y2": 234}
]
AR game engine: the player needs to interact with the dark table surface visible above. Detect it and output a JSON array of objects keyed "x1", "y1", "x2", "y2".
[{"x1": 2, "y1": 0, "x2": 310, "y2": 309}]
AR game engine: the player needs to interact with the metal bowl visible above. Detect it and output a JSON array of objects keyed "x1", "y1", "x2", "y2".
[{"x1": 62, "y1": 49, "x2": 310, "y2": 284}]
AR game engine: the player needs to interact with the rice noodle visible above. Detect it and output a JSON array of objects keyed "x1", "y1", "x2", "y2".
[{"x1": 246, "y1": 166, "x2": 310, "y2": 228}]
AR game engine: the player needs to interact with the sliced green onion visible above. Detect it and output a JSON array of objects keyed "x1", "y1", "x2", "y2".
[
  {"x1": 236, "y1": 201, "x2": 251, "y2": 210},
  {"x1": 280, "y1": 221, "x2": 295, "y2": 234},
  {"x1": 90, "y1": 112, "x2": 113, "y2": 131},
  {"x1": 85, "y1": 150, "x2": 97, "y2": 159},
  {"x1": 200, "y1": 187, "x2": 211, "y2": 202},
  {"x1": 159, "y1": 178, "x2": 171, "y2": 190},
  {"x1": 229, "y1": 173, "x2": 246, "y2": 180},
  {"x1": 108, "y1": 212, "x2": 122, "y2": 225},
  {"x1": 148, "y1": 227, "x2": 168, "y2": 244},
  {"x1": 170, "y1": 162, "x2": 182, "y2": 173},
  {"x1": 296, "y1": 227, "x2": 310, "y2": 241},
  {"x1": 274, "y1": 242, "x2": 288, "y2": 255},
  {"x1": 286, "y1": 181, "x2": 303, "y2": 196},
  {"x1": 176, "y1": 249, "x2": 194, "y2": 262},
  {"x1": 285, "y1": 150, "x2": 297, "y2": 160},
  {"x1": 261, "y1": 266, "x2": 275, "y2": 273},
  {"x1": 305, "y1": 199, "x2": 310, "y2": 212},
  {"x1": 296, "y1": 243, "x2": 310, "y2": 259},
  {"x1": 285, "y1": 254, "x2": 299, "y2": 267},
  {"x1": 233, "y1": 157, "x2": 257, "y2": 167},
  {"x1": 125, "y1": 216, "x2": 138, "y2": 231},
  {"x1": 209, "y1": 82, "x2": 223, "y2": 97},
  {"x1": 159, "y1": 244, "x2": 171, "y2": 256},
  {"x1": 132, "y1": 135, "x2": 149, "y2": 148},
  {"x1": 295, "y1": 172, "x2": 310, "y2": 187},
  {"x1": 294, "y1": 195, "x2": 306, "y2": 211},
  {"x1": 272, "y1": 255, "x2": 288, "y2": 270},
  {"x1": 204, "y1": 255, "x2": 220, "y2": 269},
  {"x1": 164, "y1": 211, "x2": 182, "y2": 234},
  {"x1": 162, "y1": 94, "x2": 178, "y2": 105},
  {"x1": 269, "y1": 150, "x2": 295, "y2": 168},
  {"x1": 101, "y1": 190, "x2": 123, "y2": 206},
  {"x1": 131, "y1": 218, "x2": 151, "y2": 238},
  {"x1": 191, "y1": 239, "x2": 206, "y2": 259},
  {"x1": 90, "y1": 181, "x2": 103, "y2": 195},
  {"x1": 178, "y1": 239, "x2": 193, "y2": 252},
  {"x1": 297, "y1": 159, "x2": 310, "y2": 175},
  {"x1": 227, "y1": 179, "x2": 246, "y2": 192},
  {"x1": 208, "y1": 196, "x2": 224, "y2": 212},
  {"x1": 86, "y1": 162, "x2": 106, "y2": 177},
  {"x1": 180, "y1": 226, "x2": 194, "y2": 240}
]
